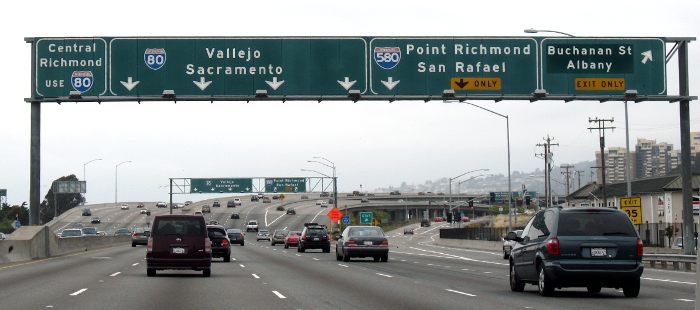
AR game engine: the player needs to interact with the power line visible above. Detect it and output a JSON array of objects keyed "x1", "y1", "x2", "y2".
[
  {"x1": 536, "y1": 135, "x2": 559, "y2": 208},
  {"x1": 588, "y1": 117, "x2": 616, "y2": 208}
]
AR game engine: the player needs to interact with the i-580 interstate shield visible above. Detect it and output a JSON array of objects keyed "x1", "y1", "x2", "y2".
[
  {"x1": 369, "y1": 38, "x2": 538, "y2": 95},
  {"x1": 110, "y1": 38, "x2": 367, "y2": 96},
  {"x1": 541, "y1": 38, "x2": 666, "y2": 95}
]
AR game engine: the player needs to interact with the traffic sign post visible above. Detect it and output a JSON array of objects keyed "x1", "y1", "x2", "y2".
[
  {"x1": 359, "y1": 212, "x2": 373, "y2": 225},
  {"x1": 620, "y1": 196, "x2": 643, "y2": 225},
  {"x1": 265, "y1": 178, "x2": 306, "y2": 193},
  {"x1": 541, "y1": 38, "x2": 666, "y2": 95},
  {"x1": 190, "y1": 178, "x2": 253, "y2": 193}
]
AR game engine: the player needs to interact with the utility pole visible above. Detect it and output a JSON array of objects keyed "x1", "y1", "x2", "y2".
[
  {"x1": 536, "y1": 136, "x2": 558, "y2": 208},
  {"x1": 588, "y1": 118, "x2": 615, "y2": 208},
  {"x1": 560, "y1": 164, "x2": 574, "y2": 205},
  {"x1": 574, "y1": 170, "x2": 584, "y2": 190}
]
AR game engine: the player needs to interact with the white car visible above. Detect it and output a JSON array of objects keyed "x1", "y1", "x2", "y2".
[
  {"x1": 0, "y1": 232, "x2": 6, "y2": 240},
  {"x1": 246, "y1": 220, "x2": 259, "y2": 232},
  {"x1": 316, "y1": 200, "x2": 323, "y2": 206},
  {"x1": 60, "y1": 228, "x2": 84, "y2": 238},
  {"x1": 140, "y1": 209, "x2": 150, "y2": 214},
  {"x1": 320, "y1": 201, "x2": 328, "y2": 207},
  {"x1": 233, "y1": 198, "x2": 242, "y2": 206},
  {"x1": 120, "y1": 204, "x2": 129, "y2": 210}
]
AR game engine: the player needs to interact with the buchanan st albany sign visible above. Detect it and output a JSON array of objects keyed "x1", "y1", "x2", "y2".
[{"x1": 30, "y1": 36, "x2": 667, "y2": 100}]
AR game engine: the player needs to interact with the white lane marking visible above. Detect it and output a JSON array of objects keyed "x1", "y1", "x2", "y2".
[
  {"x1": 109, "y1": 272, "x2": 121, "y2": 277},
  {"x1": 420, "y1": 242, "x2": 501, "y2": 256},
  {"x1": 45, "y1": 306, "x2": 54, "y2": 308},
  {"x1": 267, "y1": 212, "x2": 286, "y2": 226},
  {"x1": 461, "y1": 269, "x2": 470, "y2": 271},
  {"x1": 445, "y1": 289, "x2": 476, "y2": 297},
  {"x1": 132, "y1": 263, "x2": 139, "y2": 266},
  {"x1": 283, "y1": 226, "x2": 288, "y2": 230},
  {"x1": 400, "y1": 259, "x2": 407, "y2": 262},
  {"x1": 408, "y1": 247, "x2": 508, "y2": 266},
  {"x1": 427, "y1": 263, "x2": 434, "y2": 266},
  {"x1": 252, "y1": 274, "x2": 260, "y2": 279},
  {"x1": 296, "y1": 254, "x2": 301, "y2": 257},
  {"x1": 675, "y1": 299, "x2": 694, "y2": 302},
  {"x1": 483, "y1": 271, "x2": 492, "y2": 274},
  {"x1": 313, "y1": 258, "x2": 320, "y2": 261},
  {"x1": 239, "y1": 264, "x2": 246, "y2": 268},
  {"x1": 642, "y1": 277, "x2": 695, "y2": 285},
  {"x1": 69, "y1": 288, "x2": 88, "y2": 296},
  {"x1": 91, "y1": 257, "x2": 112, "y2": 260},
  {"x1": 376, "y1": 273, "x2": 393, "y2": 278},
  {"x1": 273, "y1": 249, "x2": 277, "y2": 251},
  {"x1": 419, "y1": 224, "x2": 447, "y2": 235},
  {"x1": 310, "y1": 208, "x2": 326, "y2": 223},
  {"x1": 232, "y1": 258, "x2": 237, "y2": 261},
  {"x1": 338, "y1": 264, "x2": 349, "y2": 268},
  {"x1": 272, "y1": 291, "x2": 287, "y2": 299},
  {"x1": 264, "y1": 208, "x2": 270, "y2": 226}
]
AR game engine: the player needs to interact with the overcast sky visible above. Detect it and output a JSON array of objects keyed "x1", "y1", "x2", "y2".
[{"x1": 0, "y1": 0, "x2": 698, "y2": 204}]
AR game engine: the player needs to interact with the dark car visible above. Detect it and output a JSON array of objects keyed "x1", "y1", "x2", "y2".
[
  {"x1": 336, "y1": 226, "x2": 389, "y2": 262},
  {"x1": 137, "y1": 203, "x2": 145, "y2": 208},
  {"x1": 272, "y1": 194, "x2": 280, "y2": 200},
  {"x1": 114, "y1": 227, "x2": 131, "y2": 236},
  {"x1": 319, "y1": 192, "x2": 330, "y2": 198},
  {"x1": 389, "y1": 190, "x2": 401, "y2": 195},
  {"x1": 262, "y1": 197, "x2": 271, "y2": 203},
  {"x1": 230, "y1": 213, "x2": 240, "y2": 219},
  {"x1": 271, "y1": 229, "x2": 289, "y2": 246},
  {"x1": 90, "y1": 216, "x2": 101, "y2": 224},
  {"x1": 286, "y1": 208, "x2": 296, "y2": 215},
  {"x1": 251, "y1": 195, "x2": 259, "y2": 202},
  {"x1": 146, "y1": 215, "x2": 212, "y2": 277},
  {"x1": 420, "y1": 219, "x2": 430, "y2": 227},
  {"x1": 227, "y1": 200, "x2": 236, "y2": 208},
  {"x1": 298, "y1": 223, "x2": 330, "y2": 253},
  {"x1": 206, "y1": 225, "x2": 231, "y2": 262},
  {"x1": 507, "y1": 207, "x2": 643, "y2": 297},
  {"x1": 81, "y1": 208, "x2": 92, "y2": 216},
  {"x1": 131, "y1": 228, "x2": 151, "y2": 247},
  {"x1": 226, "y1": 229, "x2": 245, "y2": 246},
  {"x1": 212, "y1": 201, "x2": 221, "y2": 208}
]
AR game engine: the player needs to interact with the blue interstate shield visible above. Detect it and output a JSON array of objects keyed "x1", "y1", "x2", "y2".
[
  {"x1": 70, "y1": 71, "x2": 94, "y2": 93},
  {"x1": 144, "y1": 48, "x2": 167, "y2": 70},
  {"x1": 373, "y1": 47, "x2": 401, "y2": 70}
]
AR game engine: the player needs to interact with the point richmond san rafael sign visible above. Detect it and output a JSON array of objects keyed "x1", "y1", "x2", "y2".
[{"x1": 31, "y1": 36, "x2": 666, "y2": 99}]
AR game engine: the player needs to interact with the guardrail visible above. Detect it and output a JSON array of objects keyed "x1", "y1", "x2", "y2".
[{"x1": 642, "y1": 254, "x2": 696, "y2": 271}]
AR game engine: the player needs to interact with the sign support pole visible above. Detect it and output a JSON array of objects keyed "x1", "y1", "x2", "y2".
[
  {"x1": 29, "y1": 37, "x2": 40, "y2": 226},
  {"x1": 677, "y1": 40, "x2": 695, "y2": 256}
]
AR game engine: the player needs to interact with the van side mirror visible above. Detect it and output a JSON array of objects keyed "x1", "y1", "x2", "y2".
[{"x1": 505, "y1": 231, "x2": 522, "y2": 242}]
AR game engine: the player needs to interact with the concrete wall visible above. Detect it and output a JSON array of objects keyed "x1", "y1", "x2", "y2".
[{"x1": 0, "y1": 225, "x2": 131, "y2": 264}]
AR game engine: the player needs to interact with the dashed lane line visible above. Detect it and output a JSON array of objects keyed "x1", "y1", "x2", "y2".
[
  {"x1": 109, "y1": 272, "x2": 121, "y2": 277},
  {"x1": 675, "y1": 299, "x2": 694, "y2": 302},
  {"x1": 239, "y1": 264, "x2": 246, "y2": 268},
  {"x1": 642, "y1": 277, "x2": 695, "y2": 285},
  {"x1": 69, "y1": 288, "x2": 88, "y2": 296},
  {"x1": 445, "y1": 289, "x2": 476, "y2": 297},
  {"x1": 338, "y1": 264, "x2": 349, "y2": 268},
  {"x1": 132, "y1": 263, "x2": 139, "y2": 266},
  {"x1": 272, "y1": 291, "x2": 287, "y2": 299},
  {"x1": 376, "y1": 273, "x2": 393, "y2": 278},
  {"x1": 252, "y1": 274, "x2": 260, "y2": 279},
  {"x1": 313, "y1": 258, "x2": 320, "y2": 261}
]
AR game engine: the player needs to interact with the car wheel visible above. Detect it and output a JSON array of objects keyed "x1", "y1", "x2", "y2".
[
  {"x1": 224, "y1": 253, "x2": 231, "y2": 262},
  {"x1": 509, "y1": 262, "x2": 525, "y2": 292},
  {"x1": 343, "y1": 252, "x2": 350, "y2": 262},
  {"x1": 622, "y1": 278, "x2": 640, "y2": 297},
  {"x1": 503, "y1": 250, "x2": 509, "y2": 259},
  {"x1": 380, "y1": 254, "x2": 388, "y2": 262},
  {"x1": 587, "y1": 285, "x2": 602, "y2": 294},
  {"x1": 203, "y1": 269, "x2": 211, "y2": 277},
  {"x1": 284, "y1": 244, "x2": 289, "y2": 249},
  {"x1": 373, "y1": 256, "x2": 380, "y2": 262},
  {"x1": 132, "y1": 242, "x2": 136, "y2": 247},
  {"x1": 271, "y1": 242, "x2": 275, "y2": 246},
  {"x1": 147, "y1": 268, "x2": 156, "y2": 277},
  {"x1": 537, "y1": 263, "x2": 554, "y2": 296},
  {"x1": 299, "y1": 246, "x2": 305, "y2": 253},
  {"x1": 323, "y1": 246, "x2": 330, "y2": 253},
  {"x1": 336, "y1": 251, "x2": 342, "y2": 261},
  {"x1": 241, "y1": 242, "x2": 244, "y2": 246}
]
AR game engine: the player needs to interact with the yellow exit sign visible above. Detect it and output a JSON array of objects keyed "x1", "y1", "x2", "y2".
[
  {"x1": 451, "y1": 77, "x2": 501, "y2": 90},
  {"x1": 620, "y1": 196, "x2": 641, "y2": 207},
  {"x1": 575, "y1": 78, "x2": 625, "y2": 90}
]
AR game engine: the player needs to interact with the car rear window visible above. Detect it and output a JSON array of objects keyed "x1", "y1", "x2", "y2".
[
  {"x1": 82, "y1": 227, "x2": 97, "y2": 234},
  {"x1": 208, "y1": 228, "x2": 226, "y2": 238},
  {"x1": 306, "y1": 228, "x2": 327, "y2": 236},
  {"x1": 62, "y1": 230, "x2": 81, "y2": 236},
  {"x1": 348, "y1": 227, "x2": 384, "y2": 237},
  {"x1": 154, "y1": 218, "x2": 204, "y2": 236},
  {"x1": 557, "y1": 212, "x2": 637, "y2": 237}
]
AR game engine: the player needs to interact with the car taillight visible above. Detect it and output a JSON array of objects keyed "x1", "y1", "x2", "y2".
[
  {"x1": 205, "y1": 239, "x2": 212, "y2": 254},
  {"x1": 637, "y1": 238, "x2": 644, "y2": 257},
  {"x1": 323, "y1": 235, "x2": 329, "y2": 240},
  {"x1": 303, "y1": 235, "x2": 308, "y2": 240},
  {"x1": 380, "y1": 239, "x2": 389, "y2": 247},
  {"x1": 146, "y1": 238, "x2": 153, "y2": 253},
  {"x1": 133, "y1": 233, "x2": 140, "y2": 237},
  {"x1": 221, "y1": 239, "x2": 229, "y2": 247},
  {"x1": 346, "y1": 239, "x2": 357, "y2": 247},
  {"x1": 546, "y1": 237, "x2": 559, "y2": 256}
]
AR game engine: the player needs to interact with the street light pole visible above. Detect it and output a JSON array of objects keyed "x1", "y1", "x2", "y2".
[
  {"x1": 523, "y1": 28, "x2": 575, "y2": 37},
  {"x1": 463, "y1": 101, "x2": 513, "y2": 231},
  {"x1": 449, "y1": 169, "x2": 489, "y2": 226},
  {"x1": 82, "y1": 158, "x2": 102, "y2": 204},
  {"x1": 114, "y1": 161, "x2": 132, "y2": 205}
]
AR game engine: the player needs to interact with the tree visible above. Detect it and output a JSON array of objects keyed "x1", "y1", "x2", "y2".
[{"x1": 40, "y1": 174, "x2": 84, "y2": 224}]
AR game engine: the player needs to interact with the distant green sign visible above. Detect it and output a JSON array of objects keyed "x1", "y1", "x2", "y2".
[
  {"x1": 0, "y1": 189, "x2": 6, "y2": 197},
  {"x1": 360, "y1": 212, "x2": 373, "y2": 225},
  {"x1": 52, "y1": 181, "x2": 86, "y2": 194},
  {"x1": 190, "y1": 178, "x2": 252, "y2": 193},
  {"x1": 265, "y1": 178, "x2": 306, "y2": 193},
  {"x1": 541, "y1": 38, "x2": 666, "y2": 95},
  {"x1": 491, "y1": 191, "x2": 537, "y2": 201}
]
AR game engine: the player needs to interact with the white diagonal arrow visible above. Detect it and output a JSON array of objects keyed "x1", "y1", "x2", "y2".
[
  {"x1": 120, "y1": 77, "x2": 140, "y2": 91},
  {"x1": 265, "y1": 77, "x2": 285, "y2": 90},
  {"x1": 641, "y1": 50, "x2": 653, "y2": 64},
  {"x1": 193, "y1": 188, "x2": 198, "y2": 192},
  {"x1": 337, "y1": 77, "x2": 356, "y2": 90},
  {"x1": 193, "y1": 77, "x2": 212, "y2": 91},
  {"x1": 381, "y1": 77, "x2": 400, "y2": 90}
]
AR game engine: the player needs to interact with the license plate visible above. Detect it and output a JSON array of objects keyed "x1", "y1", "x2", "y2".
[
  {"x1": 172, "y1": 247, "x2": 185, "y2": 254},
  {"x1": 313, "y1": 238, "x2": 319, "y2": 241},
  {"x1": 591, "y1": 248, "x2": 607, "y2": 257},
  {"x1": 364, "y1": 241, "x2": 373, "y2": 245}
]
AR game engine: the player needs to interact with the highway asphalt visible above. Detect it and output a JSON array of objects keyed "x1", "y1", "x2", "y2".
[{"x1": 1, "y1": 196, "x2": 695, "y2": 309}]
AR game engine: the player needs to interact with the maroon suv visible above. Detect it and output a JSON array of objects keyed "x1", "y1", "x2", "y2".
[{"x1": 146, "y1": 215, "x2": 212, "y2": 277}]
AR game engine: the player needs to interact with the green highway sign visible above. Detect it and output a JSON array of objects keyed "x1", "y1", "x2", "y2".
[
  {"x1": 359, "y1": 212, "x2": 373, "y2": 225},
  {"x1": 35, "y1": 38, "x2": 108, "y2": 97},
  {"x1": 190, "y1": 178, "x2": 252, "y2": 193},
  {"x1": 0, "y1": 189, "x2": 6, "y2": 197},
  {"x1": 541, "y1": 38, "x2": 666, "y2": 95},
  {"x1": 109, "y1": 38, "x2": 367, "y2": 96},
  {"x1": 265, "y1": 178, "x2": 306, "y2": 193},
  {"x1": 491, "y1": 191, "x2": 537, "y2": 201},
  {"x1": 369, "y1": 38, "x2": 538, "y2": 95}
]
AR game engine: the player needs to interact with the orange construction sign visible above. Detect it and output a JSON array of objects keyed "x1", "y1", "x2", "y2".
[{"x1": 327, "y1": 207, "x2": 343, "y2": 222}]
